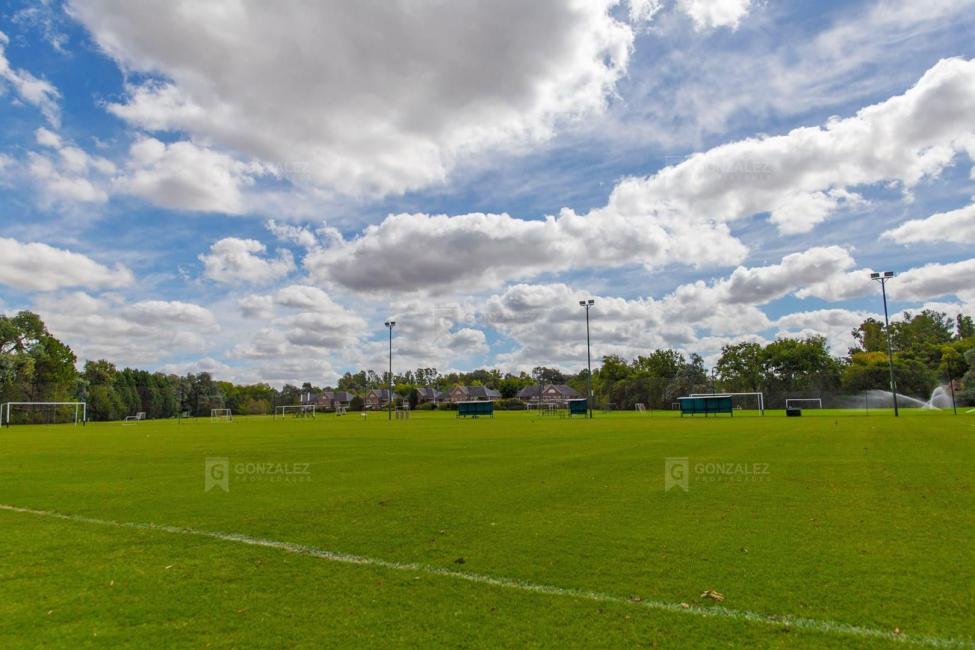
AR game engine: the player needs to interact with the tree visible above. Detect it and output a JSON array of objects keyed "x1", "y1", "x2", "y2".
[
  {"x1": 716, "y1": 342, "x2": 764, "y2": 392},
  {"x1": 850, "y1": 318, "x2": 886, "y2": 354},
  {"x1": 957, "y1": 314, "x2": 975, "y2": 339}
]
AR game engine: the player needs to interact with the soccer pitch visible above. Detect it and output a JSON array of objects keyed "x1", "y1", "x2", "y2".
[{"x1": 1, "y1": 411, "x2": 972, "y2": 648}]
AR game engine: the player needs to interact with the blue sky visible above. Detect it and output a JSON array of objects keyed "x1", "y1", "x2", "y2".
[{"x1": 1, "y1": 0, "x2": 974, "y2": 386}]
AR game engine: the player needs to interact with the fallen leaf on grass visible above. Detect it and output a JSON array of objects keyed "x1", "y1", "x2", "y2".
[{"x1": 700, "y1": 589, "x2": 724, "y2": 602}]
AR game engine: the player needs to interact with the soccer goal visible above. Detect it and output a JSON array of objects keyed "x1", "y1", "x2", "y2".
[
  {"x1": 274, "y1": 405, "x2": 316, "y2": 419},
  {"x1": 2, "y1": 402, "x2": 86, "y2": 426},
  {"x1": 210, "y1": 408, "x2": 233, "y2": 422},
  {"x1": 785, "y1": 398, "x2": 823, "y2": 409},
  {"x1": 635, "y1": 403, "x2": 646, "y2": 413},
  {"x1": 689, "y1": 392, "x2": 765, "y2": 415}
]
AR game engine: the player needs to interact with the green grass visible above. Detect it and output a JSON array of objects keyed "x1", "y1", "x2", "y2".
[{"x1": 1, "y1": 409, "x2": 973, "y2": 648}]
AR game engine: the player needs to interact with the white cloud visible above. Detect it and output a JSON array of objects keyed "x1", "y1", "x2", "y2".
[
  {"x1": 0, "y1": 237, "x2": 133, "y2": 291},
  {"x1": 70, "y1": 1, "x2": 636, "y2": 198},
  {"x1": 0, "y1": 30, "x2": 60, "y2": 125},
  {"x1": 199, "y1": 237, "x2": 295, "y2": 285},
  {"x1": 677, "y1": 0, "x2": 753, "y2": 30},
  {"x1": 115, "y1": 137, "x2": 265, "y2": 213},
  {"x1": 882, "y1": 202, "x2": 975, "y2": 244},
  {"x1": 265, "y1": 219, "x2": 319, "y2": 249},
  {"x1": 305, "y1": 208, "x2": 746, "y2": 294},
  {"x1": 606, "y1": 57, "x2": 975, "y2": 234},
  {"x1": 892, "y1": 259, "x2": 975, "y2": 303},
  {"x1": 34, "y1": 292, "x2": 218, "y2": 365},
  {"x1": 237, "y1": 294, "x2": 275, "y2": 320},
  {"x1": 23, "y1": 128, "x2": 116, "y2": 203},
  {"x1": 775, "y1": 309, "x2": 878, "y2": 354}
]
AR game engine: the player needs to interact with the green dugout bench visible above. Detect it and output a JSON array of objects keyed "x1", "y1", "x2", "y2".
[
  {"x1": 456, "y1": 401, "x2": 494, "y2": 418},
  {"x1": 677, "y1": 395, "x2": 734, "y2": 417},
  {"x1": 567, "y1": 399, "x2": 588, "y2": 416}
]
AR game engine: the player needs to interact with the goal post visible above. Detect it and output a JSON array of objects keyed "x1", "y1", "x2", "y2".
[
  {"x1": 689, "y1": 392, "x2": 765, "y2": 415},
  {"x1": 210, "y1": 408, "x2": 233, "y2": 422},
  {"x1": 785, "y1": 398, "x2": 823, "y2": 409},
  {"x1": 3, "y1": 402, "x2": 86, "y2": 426},
  {"x1": 273, "y1": 405, "x2": 316, "y2": 419}
]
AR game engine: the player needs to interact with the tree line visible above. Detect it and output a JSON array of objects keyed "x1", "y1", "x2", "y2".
[{"x1": 1, "y1": 309, "x2": 972, "y2": 421}]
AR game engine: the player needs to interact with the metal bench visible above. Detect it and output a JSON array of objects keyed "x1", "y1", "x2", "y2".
[
  {"x1": 677, "y1": 395, "x2": 733, "y2": 417},
  {"x1": 456, "y1": 401, "x2": 494, "y2": 418}
]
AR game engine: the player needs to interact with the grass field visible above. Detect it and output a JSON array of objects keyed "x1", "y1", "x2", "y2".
[{"x1": 1, "y1": 409, "x2": 973, "y2": 648}]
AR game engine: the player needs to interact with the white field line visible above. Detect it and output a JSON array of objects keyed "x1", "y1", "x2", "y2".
[{"x1": 1, "y1": 503, "x2": 971, "y2": 649}]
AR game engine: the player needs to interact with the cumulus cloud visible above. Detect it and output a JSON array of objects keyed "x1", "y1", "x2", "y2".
[
  {"x1": 0, "y1": 30, "x2": 60, "y2": 125},
  {"x1": 237, "y1": 294, "x2": 274, "y2": 320},
  {"x1": 605, "y1": 56, "x2": 975, "y2": 234},
  {"x1": 882, "y1": 203, "x2": 975, "y2": 244},
  {"x1": 199, "y1": 238, "x2": 295, "y2": 285},
  {"x1": 22, "y1": 127, "x2": 116, "y2": 203},
  {"x1": 774, "y1": 309, "x2": 878, "y2": 354},
  {"x1": 892, "y1": 259, "x2": 975, "y2": 303},
  {"x1": 480, "y1": 249, "x2": 853, "y2": 368},
  {"x1": 115, "y1": 137, "x2": 266, "y2": 213},
  {"x1": 0, "y1": 237, "x2": 133, "y2": 291},
  {"x1": 70, "y1": 1, "x2": 635, "y2": 197},
  {"x1": 677, "y1": 0, "x2": 753, "y2": 31},
  {"x1": 228, "y1": 284, "x2": 368, "y2": 384},
  {"x1": 304, "y1": 209, "x2": 746, "y2": 294},
  {"x1": 34, "y1": 292, "x2": 218, "y2": 365}
]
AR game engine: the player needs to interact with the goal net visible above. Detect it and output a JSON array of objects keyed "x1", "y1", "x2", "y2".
[
  {"x1": 785, "y1": 398, "x2": 823, "y2": 409},
  {"x1": 3, "y1": 402, "x2": 86, "y2": 426},
  {"x1": 274, "y1": 405, "x2": 316, "y2": 419},
  {"x1": 210, "y1": 408, "x2": 233, "y2": 422},
  {"x1": 635, "y1": 403, "x2": 646, "y2": 413}
]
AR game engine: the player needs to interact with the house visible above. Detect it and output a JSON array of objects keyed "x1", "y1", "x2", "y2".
[
  {"x1": 445, "y1": 385, "x2": 501, "y2": 403},
  {"x1": 364, "y1": 388, "x2": 401, "y2": 409},
  {"x1": 517, "y1": 384, "x2": 580, "y2": 406},
  {"x1": 316, "y1": 390, "x2": 355, "y2": 410},
  {"x1": 301, "y1": 390, "x2": 356, "y2": 410},
  {"x1": 415, "y1": 387, "x2": 446, "y2": 404}
]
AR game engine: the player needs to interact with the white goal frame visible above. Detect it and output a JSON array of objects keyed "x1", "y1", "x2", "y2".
[
  {"x1": 635, "y1": 403, "x2": 646, "y2": 413},
  {"x1": 3, "y1": 401, "x2": 86, "y2": 426},
  {"x1": 689, "y1": 392, "x2": 765, "y2": 415},
  {"x1": 274, "y1": 404, "x2": 316, "y2": 420},
  {"x1": 786, "y1": 398, "x2": 822, "y2": 409},
  {"x1": 210, "y1": 408, "x2": 233, "y2": 422}
]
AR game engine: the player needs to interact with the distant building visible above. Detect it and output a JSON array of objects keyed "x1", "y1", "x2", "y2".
[
  {"x1": 445, "y1": 385, "x2": 501, "y2": 403},
  {"x1": 415, "y1": 387, "x2": 446, "y2": 404},
  {"x1": 517, "y1": 384, "x2": 580, "y2": 406},
  {"x1": 364, "y1": 388, "x2": 402, "y2": 409}
]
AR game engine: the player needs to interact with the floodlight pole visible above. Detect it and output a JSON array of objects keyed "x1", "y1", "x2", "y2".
[
  {"x1": 871, "y1": 272, "x2": 898, "y2": 417},
  {"x1": 385, "y1": 321, "x2": 395, "y2": 421},
  {"x1": 579, "y1": 299, "x2": 595, "y2": 419}
]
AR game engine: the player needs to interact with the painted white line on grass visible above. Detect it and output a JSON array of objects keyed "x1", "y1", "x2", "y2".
[{"x1": 2, "y1": 503, "x2": 970, "y2": 649}]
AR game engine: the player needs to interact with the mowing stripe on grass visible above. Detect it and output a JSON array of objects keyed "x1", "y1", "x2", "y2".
[{"x1": 2, "y1": 503, "x2": 970, "y2": 649}]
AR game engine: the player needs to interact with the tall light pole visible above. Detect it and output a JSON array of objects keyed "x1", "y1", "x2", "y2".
[
  {"x1": 579, "y1": 299, "x2": 595, "y2": 419},
  {"x1": 870, "y1": 272, "x2": 898, "y2": 417},
  {"x1": 385, "y1": 320, "x2": 395, "y2": 420}
]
